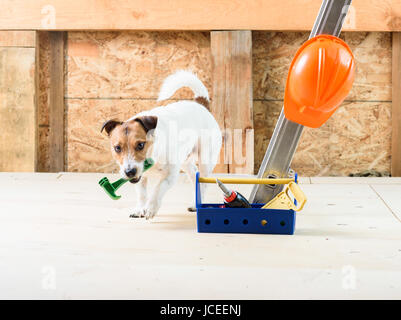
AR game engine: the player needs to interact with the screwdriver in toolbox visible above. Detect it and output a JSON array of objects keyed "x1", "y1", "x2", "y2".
[{"x1": 216, "y1": 179, "x2": 252, "y2": 208}]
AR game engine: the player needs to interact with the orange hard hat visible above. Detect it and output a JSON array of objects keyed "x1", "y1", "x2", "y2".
[{"x1": 284, "y1": 34, "x2": 355, "y2": 128}]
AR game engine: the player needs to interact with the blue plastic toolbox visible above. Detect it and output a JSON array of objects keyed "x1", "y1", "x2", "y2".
[{"x1": 195, "y1": 172, "x2": 297, "y2": 235}]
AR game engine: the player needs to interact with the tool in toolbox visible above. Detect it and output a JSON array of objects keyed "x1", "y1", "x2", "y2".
[
  {"x1": 213, "y1": 177, "x2": 307, "y2": 211},
  {"x1": 196, "y1": 173, "x2": 305, "y2": 235},
  {"x1": 98, "y1": 158, "x2": 154, "y2": 200},
  {"x1": 249, "y1": 0, "x2": 355, "y2": 204},
  {"x1": 262, "y1": 182, "x2": 307, "y2": 212},
  {"x1": 216, "y1": 179, "x2": 252, "y2": 208}
]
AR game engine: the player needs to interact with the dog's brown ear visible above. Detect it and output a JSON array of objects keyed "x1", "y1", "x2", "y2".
[
  {"x1": 134, "y1": 116, "x2": 158, "y2": 133},
  {"x1": 101, "y1": 120, "x2": 122, "y2": 136}
]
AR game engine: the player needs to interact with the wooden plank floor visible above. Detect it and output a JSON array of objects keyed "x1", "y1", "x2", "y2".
[{"x1": 0, "y1": 173, "x2": 400, "y2": 299}]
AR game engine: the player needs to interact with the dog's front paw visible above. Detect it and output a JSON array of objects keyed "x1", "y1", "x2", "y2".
[
  {"x1": 130, "y1": 207, "x2": 146, "y2": 218},
  {"x1": 143, "y1": 203, "x2": 159, "y2": 220}
]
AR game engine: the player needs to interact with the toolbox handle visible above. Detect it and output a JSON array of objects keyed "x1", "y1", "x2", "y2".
[
  {"x1": 198, "y1": 177, "x2": 295, "y2": 185},
  {"x1": 195, "y1": 173, "x2": 303, "y2": 210}
]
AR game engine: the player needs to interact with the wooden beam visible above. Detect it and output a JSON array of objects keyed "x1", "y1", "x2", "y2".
[
  {"x1": 392, "y1": 32, "x2": 401, "y2": 176},
  {"x1": 34, "y1": 32, "x2": 40, "y2": 172},
  {"x1": 0, "y1": 37, "x2": 37, "y2": 171},
  {"x1": 0, "y1": 31, "x2": 36, "y2": 47},
  {"x1": 0, "y1": 0, "x2": 400, "y2": 32},
  {"x1": 211, "y1": 31, "x2": 253, "y2": 174},
  {"x1": 48, "y1": 32, "x2": 65, "y2": 172}
]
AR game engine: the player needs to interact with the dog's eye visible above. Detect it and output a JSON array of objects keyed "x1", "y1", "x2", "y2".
[
  {"x1": 114, "y1": 145, "x2": 122, "y2": 153},
  {"x1": 136, "y1": 142, "x2": 145, "y2": 151}
]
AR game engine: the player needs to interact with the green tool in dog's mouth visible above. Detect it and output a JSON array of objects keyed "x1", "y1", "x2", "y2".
[{"x1": 98, "y1": 158, "x2": 154, "y2": 200}]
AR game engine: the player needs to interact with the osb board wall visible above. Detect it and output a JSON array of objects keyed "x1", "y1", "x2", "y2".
[
  {"x1": 0, "y1": 33, "x2": 36, "y2": 171},
  {"x1": 37, "y1": 31, "x2": 392, "y2": 176}
]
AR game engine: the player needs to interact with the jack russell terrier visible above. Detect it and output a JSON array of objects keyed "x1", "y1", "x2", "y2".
[{"x1": 101, "y1": 71, "x2": 222, "y2": 219}]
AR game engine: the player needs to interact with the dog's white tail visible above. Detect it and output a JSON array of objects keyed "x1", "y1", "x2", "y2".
[{"x1": 157, "y1": 70, "x2": 209, "y2": 103}]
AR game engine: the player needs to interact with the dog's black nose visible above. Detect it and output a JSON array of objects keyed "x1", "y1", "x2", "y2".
[{"x1": 125, "y1": 168, "x2": 137, "y2": 178}]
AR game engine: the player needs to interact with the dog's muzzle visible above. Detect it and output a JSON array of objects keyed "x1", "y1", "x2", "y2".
[{"x1": 129, "y1": 176, "x2": 141, "y2": 184}]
